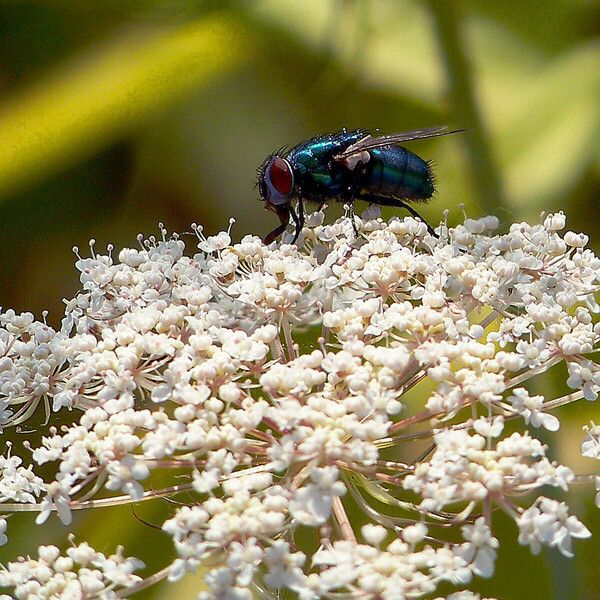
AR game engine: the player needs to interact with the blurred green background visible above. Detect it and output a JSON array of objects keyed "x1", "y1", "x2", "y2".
[{"x1": 0, "y1": 1, "x2": 599, "y2": 599}]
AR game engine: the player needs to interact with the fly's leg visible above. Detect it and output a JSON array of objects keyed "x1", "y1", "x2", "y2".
[
  {"x1": 263, "y1": 204, "x2": 290, "y2": 244},
  {"x1": 264, "y1": 223, "x2": 288, "y2": 245},
  {"x1": 398, "y1": 201, "x2": 438, "y2": 237},
  {"x1": 290, "y1": 203, "x2": 303, "y2": 244},
  {"x1": 342, "y1": 157, "x2": 369, "y2": 238},
  {"x1": 347, "y1": 200, "x2": 360, "y2": 237},
  {"x1": 341, "y1": 184, "x2": 359, "y2": 237},
  {"x1": 358, "y1": 193, "x2": 438, "y2": 237},
  {"x1": 290, "y1": 199, "x2": 306, "y2": 244}
]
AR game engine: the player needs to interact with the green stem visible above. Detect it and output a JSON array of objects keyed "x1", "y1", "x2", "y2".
[{"x1": 428, "y1": 1, "x2": 505, "y2": 216}]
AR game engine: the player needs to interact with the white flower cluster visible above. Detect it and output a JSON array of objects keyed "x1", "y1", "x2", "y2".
[
  {"x1": 0, "y1": 542, "x2": 143, "y2": 599},
  {"x1": 0, "y1": 448, "x2": 45, "y2": 505},
  {"x1": 403, "y1": 428, "x2": 573, "y2": 512},
  {"x1": 0, "y1": 209, "x2": 599, "y2": 599}
]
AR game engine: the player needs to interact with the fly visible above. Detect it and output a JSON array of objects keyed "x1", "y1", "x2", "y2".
[{"x1": 256, "y1": 126, "x2": 463, "y2": 244}]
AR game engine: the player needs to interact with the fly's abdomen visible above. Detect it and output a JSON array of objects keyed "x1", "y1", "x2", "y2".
[{"x1": 364, "y1": 147, "x2": 434, "y2": 201}]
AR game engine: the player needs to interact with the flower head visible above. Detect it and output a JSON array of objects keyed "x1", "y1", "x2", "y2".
[{"x1": 0, "y1": 209, "x2": 599, "y2": 599}]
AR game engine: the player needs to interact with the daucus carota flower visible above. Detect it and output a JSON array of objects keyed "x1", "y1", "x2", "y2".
[
  {"x1": 0, "y1": 541, "x2": 144, "y2": 599},
  {"x1": 0, "y1": 208, "x2": 599, "y2": 599}
]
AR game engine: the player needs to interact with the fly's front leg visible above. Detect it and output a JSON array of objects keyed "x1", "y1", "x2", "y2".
[
  {"x1": 264, "y1": 223, "x2": 288, "y2": 245},
  {"x1": 264, "y1": 204, "x2": 291, "y2": 244}
]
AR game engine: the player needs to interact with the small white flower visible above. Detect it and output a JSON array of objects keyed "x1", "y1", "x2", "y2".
[
  {"x1": 105, "y1": 454, "x2": 150, "y2": 500},
  {"x1": 458, "y1": 517, "x2": 498, "y2": 577},
  {"x1": 564, "y1": 231, "x2": 588, "y2": 247},
  {"x1": 227, "y1": 538, "x2": 263, "y2": 586},
  {"x1": 289, "y1": 466, "x2": 346, "y2": 526},
  {"x1": 517, "y1": 497, "x2": 591, "y2": 557},
  {"x1": 264, "y1": 541, "x2": 307, "y2": 591},
  {"x1": 472, "y1": 416, "x2": 504, "y2": 438},
  {"x1": 36, "y1": 479, "x2": 74, "y2": 525},
  {"x1": 0, "y1": 518, "x2": 7, "y2": 546},
  {"x1": 361, "y1": 524, "x2": 387, "y2": 547},
  {"x1": 0, "y1": 543, "x2": 143, "y2": 596},
  {"x1": 544, "y1": 212, "x2": 566, "y2": 231},
  {"x1": 402, "y1": 522, "x2": 428, "y2": 545},
  {"x1": 198, "y1": 231, "x2": 232, "y2": 253},
  {"x1": 508, "y1": 388, "x2": 560, "y2": 431}
]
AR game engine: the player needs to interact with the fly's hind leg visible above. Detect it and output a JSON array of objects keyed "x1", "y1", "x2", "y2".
[
  {"x1": 398, "y1": 201, "x2": 438, "y2": 237},
  {"x1": 358, "y1": 193, "x2": 438, "y2": 237}
]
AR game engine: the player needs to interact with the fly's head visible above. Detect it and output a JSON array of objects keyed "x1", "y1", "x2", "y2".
[{"x1": 257, "y1": 154, "x2": 295, "y2": 209}]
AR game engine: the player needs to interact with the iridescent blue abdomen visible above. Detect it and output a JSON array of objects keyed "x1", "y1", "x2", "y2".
[{"x1": 364, "y1": 147, "x2": 434, "y2": 201}]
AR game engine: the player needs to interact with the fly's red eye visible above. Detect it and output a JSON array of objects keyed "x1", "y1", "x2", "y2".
[{"x1": 269, "y1": 158, "x2": 293, "y2": 195}]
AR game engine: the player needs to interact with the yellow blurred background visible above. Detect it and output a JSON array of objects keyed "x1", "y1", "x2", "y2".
[{"x1": 0, "y1": 1, "x2": 599, "y2": 599}]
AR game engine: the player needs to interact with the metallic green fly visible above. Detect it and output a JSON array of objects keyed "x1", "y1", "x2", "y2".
[{"x1": 257, "y1": 126, "x2": 462, "y2": 243}]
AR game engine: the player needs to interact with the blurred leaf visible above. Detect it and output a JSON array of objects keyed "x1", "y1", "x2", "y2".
[
  {"x1": 252, "y1": 0, "x2": 444, "y2": 105},
  {"x1": 493, "y1": 42, "x2": 600, "y2": 210},
  {"x1": 0, "y1": 14, "x2": 248, "y2": 199},
  {"x1": 467, "y1": 0, "x2": 600, "y2": 53}
]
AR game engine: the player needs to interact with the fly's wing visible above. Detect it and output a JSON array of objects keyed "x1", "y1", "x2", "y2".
[{"x1": 335, "y1": 126, "x2": 463, "y2": 159}]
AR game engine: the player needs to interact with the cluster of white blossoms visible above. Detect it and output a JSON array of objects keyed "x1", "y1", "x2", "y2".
[
  {"x1": 0, "y1": 541, "x2": 144, "y2": 599},
  {"x1": 0, "y1": 207, "x2": 599, "y2": 599}
]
